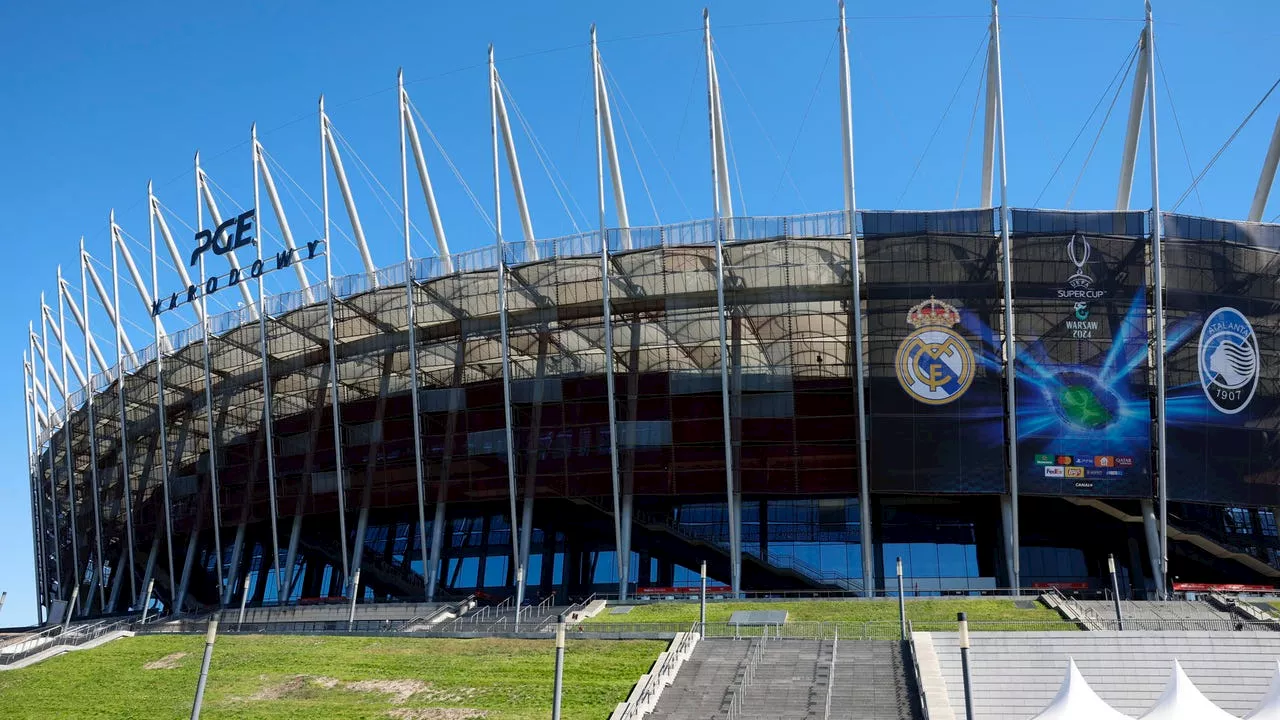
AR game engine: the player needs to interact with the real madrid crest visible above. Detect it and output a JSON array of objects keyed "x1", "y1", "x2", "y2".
[{"x1": 895, "y1": 297, "x2": 975, "y2": 405}]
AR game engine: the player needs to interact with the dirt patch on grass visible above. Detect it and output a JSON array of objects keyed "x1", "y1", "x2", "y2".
[
  {"x1": 247, "y1": 675, "x2": 476, "y2": 706},
  {"x1": 386, "y1": 710, "x2": 489, "y2": 720},
  {"x1": 142, "y1": 652, "x2": 188, "y2": 670}
]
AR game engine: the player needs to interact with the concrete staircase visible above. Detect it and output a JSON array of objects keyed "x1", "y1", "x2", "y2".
[
  {"x1": 828, "y1": 641, "x2": 922, "y2": 720},
  {"x1": 648, "y1": 639, "x2": 751, "y2": 719},
  {"x1": 647, "y1": 637, "x2": 922, "y2": 720}
]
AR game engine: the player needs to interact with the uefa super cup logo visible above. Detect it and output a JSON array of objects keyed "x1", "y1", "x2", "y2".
[
  {"x1": 1199, "y1": 307, "x2": 1260, "y2": 415},
  {"x1": 1066, "y1": 233, "x2": 1092, "y2": 289}
]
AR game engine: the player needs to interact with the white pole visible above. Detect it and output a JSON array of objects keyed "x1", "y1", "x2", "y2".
[
  {"x1": 838, "y1": 0, "x2": 875, "y2": 598},
  {"x1": 593, "y1": 33, "x2": 632, "y2": 249},
  {"x1": 34, "y1": 325, "x2": 62, "y2": 601},
  {"x1": 196, "y1": 154, "x2": 226, "y2": 605},
  {"x1": 54, "y1": 274, "x2": 85, "y2": 614},
  {"x1": 149, "y1": 181, "x2": 179, "y2": 613},
  {"x1": 595, "y1": 24, "x2": 627, "y2": 601},
  {"x1": 980, "y1": 33, "x2": 998, "y2": 208},
  {"x1": 110, "y1": 217, "x2": 138, "y2": 606},
  {"x1": 321, "y1": 112, "x2": 378, "y2": 279},
  {"x1": 85, "y1": 247, "x2": 136, "y2": 356},
  {"x1": 705, "y1": 9, "x2": 740, "y2": 596},
  {"x1": 400, "y1": 69, "x2": 433, "y2": 600},
  {"x1": 150, "y1": 193, "x2": 205, "y2": 324},
  {"x1": 992, "y1": 0, "x2": 1021, "y2": 594},
  {"x1": 491, "y1": 45, "x2": 525, "y2": 608},
  {"x1": 251, "y1": 123, "x2": 284, "y2": 601},
  {"x1": 80, "y1": 239, "x2": 108, "y2": 613},
  {"x1": 255, "y1": 140, "x2": 314, "y2": 300},
  {"x1": 1249, "y1": 113, "x2": 1280, "y2": 222},
  {"x1": 401, "y1": 86, "x2": 453, "y2": 271},
  {"x1": 24, "y1": 356, "x2": 46, "y2": 621},
  {"x1": 1144, "y1": 0, "x2": 1169, "y2": 600},
  {"x1": 1117, "y1": 29, "x2": 1151, "y2": 211},
  {"x1": 490, "y1": 58, "x2": 537, "y2": 260},
  {"x1": 321, "y1": 95, "x2": 353, "y2": 588},
  {"x1": 196, "y1": 158, "x2": 259, "y2": 316}
]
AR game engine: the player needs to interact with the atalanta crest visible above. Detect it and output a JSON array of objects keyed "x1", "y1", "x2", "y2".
[{"x1": 1199, "y1": 306, "x2": 1259, "y2": 415}]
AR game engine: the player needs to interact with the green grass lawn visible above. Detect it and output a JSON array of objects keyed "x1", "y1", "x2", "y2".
[
  {"x1": 593, "y1": 598, "x2": 1066, "y2": 628},
  {"x1": 0, "y1": 634, "x2": 664, "y2": 720}
]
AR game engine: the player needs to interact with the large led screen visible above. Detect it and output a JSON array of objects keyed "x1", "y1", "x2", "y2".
[
  {"x1": 1163, "y1": 214, "x2": 1280, "y2": 506},
  {"x1": 865, "y1": 210, "x2": 1007, "y2": 493},
  {"x1": 1011, "y1": 210, "x2": 1152, "y2": 498}
]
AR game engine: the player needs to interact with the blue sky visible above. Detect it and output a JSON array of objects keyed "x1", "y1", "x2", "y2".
[{"x1": 2, "y1": 0, "x2": 1279, "y2": 625}]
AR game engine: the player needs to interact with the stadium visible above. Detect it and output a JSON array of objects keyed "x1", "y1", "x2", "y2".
[{"x1": 20, "y1": 1, "x2": 1280, "y2": 633}]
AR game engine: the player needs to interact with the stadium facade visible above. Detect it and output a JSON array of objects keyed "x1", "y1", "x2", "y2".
[{"x1": 23, "y1": 4, "x2": 1280, "y2": 622}]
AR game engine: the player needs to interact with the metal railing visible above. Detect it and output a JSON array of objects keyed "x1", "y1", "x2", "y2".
[
  {"x1": 724, "y1": 638, "x2": 767, "y2": 720},
  {"x1": 613, "y1": 628, "x2": 700, "y2": 720},
  {"x1": 0, "y1": 619, "x2": 130, "y2": 667},
  {"x1": 823, "y1": 631, "x2": 838, "y2": 720},
  {"x1": 906, "y1": 621, "x2": 930, "y2": 720}
]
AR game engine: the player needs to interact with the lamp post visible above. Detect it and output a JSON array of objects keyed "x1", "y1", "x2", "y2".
[
  {"x1": 699, "y1": 560, "x2": 707, "y2": 634},
  {"x1": 189, "y1": 615, "x2": 219, "y2": 719},
  {"x1": 1108, "y1": 554, "x2": 1124, "y2": 630},
  {"x1": 552, "y1": 613, "x2": 566, "y2": 720},
  {"x1": 896, "y1": 557, "x2": 906, "y2": 640},
  {"x1": 958, "y1": 612, "x2": 975, "y2": 720}
]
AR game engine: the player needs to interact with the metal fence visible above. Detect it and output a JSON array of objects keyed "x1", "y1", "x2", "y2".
[{"x1": 0, "y1": 619, "x2": 131, "y2": 667}]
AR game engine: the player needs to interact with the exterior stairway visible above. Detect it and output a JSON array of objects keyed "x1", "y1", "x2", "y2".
[
  {"x1": 647, "y1": 638, "x2": 922, "y2": 720},
  {"x1": 828, "y1": 641, "x2": 922, "y2": 720},
  {"x1": 648, "y1": 639, "x2": 751, "y2": 719}
]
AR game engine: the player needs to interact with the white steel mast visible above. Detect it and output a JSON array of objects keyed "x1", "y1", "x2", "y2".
[
  {"x1": 1144, "y1": 0, "x2": 1170, "y2": 600},
  {"x1": 991, "y1": 0, "x2": 1021, "y2": 594},
  {"x1": 837, "y1": 1, "x2": 875, "y2": 597},
  {"x1": 705, "y1": 8, "x2": 740, "y2": 596}
]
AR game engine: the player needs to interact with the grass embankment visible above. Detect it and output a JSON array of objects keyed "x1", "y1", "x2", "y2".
[
  {"x1": 0, "y1": 635, "x2": 663, "y2": 720},
  {"x1": 592, "y1": 598, "x2": 1066, "y2": 628}
]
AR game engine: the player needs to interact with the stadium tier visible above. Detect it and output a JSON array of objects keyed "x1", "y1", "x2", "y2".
[{"x1": 25, "y1": 206, "x2": 1280, "y2": 619}]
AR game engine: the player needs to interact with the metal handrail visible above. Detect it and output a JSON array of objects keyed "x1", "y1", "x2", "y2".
[
  {"x1": 614, "y1": 625, "x2": 700, "y2": 720},
  {"x1": 823, "y1": 631, "x2": 838, "y2": 720},
  {"x1": 725, "y1": 638, "x2": 767, "y2": 720},
  {"x1": 0, "y1": 619, "x2": 130, "y2": 667}
]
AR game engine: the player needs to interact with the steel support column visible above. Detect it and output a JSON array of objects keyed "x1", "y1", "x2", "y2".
[
  {"x1": 52, "y1": 284, "x2": 84, "y2": 612},
  {"x1": 705, "y1": 9, "x2": 740, "y2": 595},
  {"x1": 194, "y1": 169, "x2": 226, "y2": 606},
  {"x1": 491, "y1": 45, "x2": 526, "y2": 609},
  {"x1": 1144, "y1": 1, "x2": 1170, "y2": 599},
  {"x1": 838, "y1": 1, "x2": 875, "y2": 596},
  {"x1": 77, "y1": 243, "x2": 108, "y2": 612},
  {"x1": 251, "y1": 125, "x2": 284, "y2": 599},
  {"x1": 147, "y1": 184, "x2": 178, "y2": 612},
  {"x1": 110, "y1": 218, "x2": 138, "y2": 606},
  {"x1": 595, "y1": 24, "x2": 628, "y2": 600},
  {"x1": 320, "y1": 95, "x2": 352, "y2": 589},
  {"x1": 400, "y1": 70, "x2": 432, "y2": 600},
  {"x1": 991, "y1": 0, "x2": 1021, "y2": 593}
]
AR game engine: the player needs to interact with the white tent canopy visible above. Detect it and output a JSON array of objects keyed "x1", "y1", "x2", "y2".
[
  {"x1": 1246, "y1": 662, "x2": 1280, "y2": 720},
  {"x1": 1139, "y1": 660, "x2": 1240, "y2": 720},
  {"x1": 1032, "y1": 659, "x2": 1134, "y2": 720}
]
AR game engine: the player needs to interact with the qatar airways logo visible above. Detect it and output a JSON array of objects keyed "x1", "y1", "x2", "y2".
[{"x1": 1056, "y1": 234, "x2": 1107, "y2": 300}]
